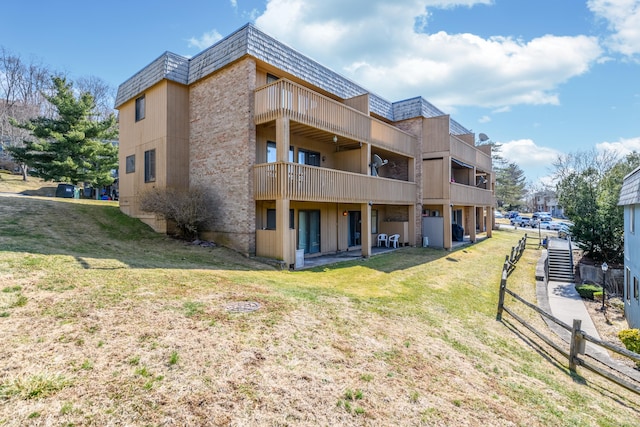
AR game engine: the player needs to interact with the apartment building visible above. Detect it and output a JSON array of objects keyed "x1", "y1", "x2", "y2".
[
  {"x1": 619, "y1": 166, "x2": 640, "y2": 328},
  {"x1": 115, "y1": 24, "x2": 494, "y2": 267}
]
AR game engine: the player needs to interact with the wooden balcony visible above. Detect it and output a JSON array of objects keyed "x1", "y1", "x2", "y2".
[
  {"x1": 254, "y1": 162, "x2": 416, "y2": 204},
  {"x1": 255, "y1": 79, "x2": 416, "y2": 157},
  {"x1": 450, "y1": 135, "x2": 492, "y2": 171},
  {"x1": 450, "y1": 183, "x2": 494, "y2": 206}
]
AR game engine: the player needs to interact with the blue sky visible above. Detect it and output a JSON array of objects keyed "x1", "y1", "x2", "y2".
[{"x1": 2, "y1": 0, "x2": 639, "y2": 184}]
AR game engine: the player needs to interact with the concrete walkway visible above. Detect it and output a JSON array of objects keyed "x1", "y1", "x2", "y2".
[{"x1": 537, "y1": 246, "x2": 640, "y2": 382}]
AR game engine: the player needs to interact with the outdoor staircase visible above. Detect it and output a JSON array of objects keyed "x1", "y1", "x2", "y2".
[{"x1": 547, "y1": 238, "x2": 575, "y2": 282}]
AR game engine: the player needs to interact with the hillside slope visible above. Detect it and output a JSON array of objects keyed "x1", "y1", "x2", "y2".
[{"x1": 0, "y1": 194, "x2": 638, "y2": 426}]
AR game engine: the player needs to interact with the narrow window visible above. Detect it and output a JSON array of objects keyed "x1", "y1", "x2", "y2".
[
  {"x1": 135, "y1": 95, "x2": 145, "y2": 122},
  {"x1": 266, "y1": 209, "x2": 276, "y2": 230},
  {"x1": 630, "y1": 206, "x2": 635, "y2": 234},
  {"x1": 267, "y1": 141, "x2": 294, "y2": 163},
  {"x1": 635, "y1": 276, "x2": 639, "y2": 300},
  {"x1": 267, "y1": 141, "x2": 276, "y2": 163},
  {"x1": 126, "y1": 155, "x2": 135, "y2": 174},
  {"x1": 144, "y1": 149, "x2": 156, "y2": 183},
  {"x1": 626, "y1": 268, "x2": 631, "y2": 301},
  {"x1": 371, "y1": 209, "x2": 378, "y2": 234},
  {"x1": 266, "y1": 73, "x2": 279, "y2": 84},
  {"x1": 266, "y1": 208, "x2": 294, "y2": 229}
]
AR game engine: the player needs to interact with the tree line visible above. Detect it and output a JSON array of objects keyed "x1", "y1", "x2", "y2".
[{"x1": 0, "y1": 46, "x2": 117, "y2": 189}]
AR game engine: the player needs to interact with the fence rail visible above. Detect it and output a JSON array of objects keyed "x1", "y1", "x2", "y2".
[{"x1": 496, "y1": 236, "x2": 640, "y2": 395}]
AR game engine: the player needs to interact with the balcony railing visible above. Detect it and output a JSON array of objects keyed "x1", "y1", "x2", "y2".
[
  {"x1": 450, "y1": 182, "x2": 494, "y2": 206},
  {"x1": 254, "y1": 162, "x2": 416, "y2": 204},
  {"x1": 255, "y1": 79, "x2": 416, "y2": 157},
  {"x1": 450, "y1": 135, "x2": 492, "y2": 172}
]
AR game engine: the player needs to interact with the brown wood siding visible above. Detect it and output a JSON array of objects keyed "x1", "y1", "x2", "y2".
[
  {"x1": 422, "y1": 158, "x2": 445, "y2": 200},
  {"x1": 166, "y1": 81, "x2": 190, "y2": 190},
  {"x1": 117, "y1": 81, "x2": 171, "y2": 227}
]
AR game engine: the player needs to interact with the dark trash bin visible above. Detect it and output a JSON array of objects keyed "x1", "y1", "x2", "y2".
[
  {"x1": 452, "y1": 223, "x2": 464, "y2": 241},
  {"x1": 55, "y1": 183, "x2": 78, "y2": 199}
]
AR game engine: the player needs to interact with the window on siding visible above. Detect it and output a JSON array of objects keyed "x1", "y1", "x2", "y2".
[
  {"x1": 266, "y1": 208, "x2": 294, "y2": 229},
  {"x1": 144, "y1": 149, "x2": 156, "y2": 183},
  {"x1": 626, "y1": 268, "x2": 631, "y2": 301},
  {"x1": 631, "y1": 207, "x2": 635, "y2": 234},
  {"x1": 266, "y1": 141, "x2": 294, "y2": 163},
  {"x1": 266, "y1": 73, "x2": 279, "y2": 84},
  {"x1": 125, "y1": 155, "x2": 135, "y2": 174},
  {"x1": 635, "y1": 276, "x2": 639, "y2": 300},
  {"x1": 135, "y1": 95, "x2": 145, "y2": 122}
]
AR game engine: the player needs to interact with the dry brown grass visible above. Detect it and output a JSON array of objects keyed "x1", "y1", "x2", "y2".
[{"x1": 0, "y1": 190, "x2": 639, "y2": 426}]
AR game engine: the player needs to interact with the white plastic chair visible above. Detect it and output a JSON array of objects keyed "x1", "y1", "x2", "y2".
[
  {"x1": 377, "y1": 233, "x2": 388, "y2": 247},
  {"x1": 388, "y1": 234, "x2": 400, "y2": 248}
]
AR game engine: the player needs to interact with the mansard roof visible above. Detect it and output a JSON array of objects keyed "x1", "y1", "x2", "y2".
[
  {"x1": 115, "y1": 23, "x2": 471, "y2": 136},
  {"x1": 619, "y1": 165, "x2": 640, "y2": 206}
]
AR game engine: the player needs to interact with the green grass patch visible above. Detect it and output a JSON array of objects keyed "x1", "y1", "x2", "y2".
[{"x1": 0, "y1": 373, "x2": 72, "y2": 399}]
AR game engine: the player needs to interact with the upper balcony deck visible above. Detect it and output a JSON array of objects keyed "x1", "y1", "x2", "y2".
[{"x1": 255, "y1": 79, "x2": 417, "y2": 158}]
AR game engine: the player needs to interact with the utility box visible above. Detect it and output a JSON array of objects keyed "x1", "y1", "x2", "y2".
[
  {"x1": 423, "y1": 237, "x2": 429, "y2": 247},
  {"x1": 295, "y1": 249, "x2": 305, "y2": 269}
]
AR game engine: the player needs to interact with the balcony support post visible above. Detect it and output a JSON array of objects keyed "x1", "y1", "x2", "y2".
[
  {"x1": 360, "y1": 142, "x2": 371, "y2": 175},
  {"x1": 444, "y1": 203, "x2": 453, "y2": 250},
  {"x1": 487, "y1": 206, "x2": 494, "y2": 236},
  {"x1": 469, "y1": 206, "x2": 477, "y2": 243},
  {"x1": 361, "y1": 203, "x2": 371, "y2": 258},
  {"x1": 276, "y1": 198, "x2": 293, "y2": 266},
  {"x1": 275, "y1": 117, "x2": 290, "y2": 162}
]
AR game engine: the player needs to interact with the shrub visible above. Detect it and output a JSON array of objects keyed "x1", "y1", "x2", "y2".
[
  {"x1": 618, "y1": 329, "x2": 640, "y2": 368},
  {"x1": 618, "y1": 329, "x2": 640, "y2": 354},
  {"x1": 139, "y1": 187, "x2": 214, "y2": 240},
  {"x1": 575, "y1": 283, "x2": 602, "y2": 300}
]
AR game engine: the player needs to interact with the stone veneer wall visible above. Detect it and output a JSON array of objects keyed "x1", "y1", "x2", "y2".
[{"x1": 189, "y1": 58, "x2": 257, "y2": 255}]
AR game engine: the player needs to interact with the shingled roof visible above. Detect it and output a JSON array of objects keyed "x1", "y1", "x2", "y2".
[
  {"x1": 115, "y1": 23, "x2": 471, "y2": 136},
  {"x1": 619, "y1": 166, "x2": 640, "y2": 206}
]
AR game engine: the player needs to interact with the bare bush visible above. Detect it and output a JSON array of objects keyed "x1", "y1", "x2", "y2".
[{"x1": 139, "y1": 187, "x2": 213, "y2": 240}]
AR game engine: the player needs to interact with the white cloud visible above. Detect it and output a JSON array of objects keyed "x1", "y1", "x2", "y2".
[
  {"x1": 254, "y1": 0, "x2": 602, "y2": 109},
  {"x1": 500, "y1": 139, "x2": 563, "y2": 178},
  {"x1": 588, "y1": 0, "x2": 640, "y2": 59},
  {"x1": 596, "y1": 136, "x2": 640, "y2": 155},
  {"x1": 188, "y1": 29, "x2": 223, "y2": 50}
]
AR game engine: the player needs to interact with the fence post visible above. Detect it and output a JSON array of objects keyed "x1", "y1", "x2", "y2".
[
  {"x1": 569, "y1": 319, "x2": 584, "y2": 372},
  {"x1": 496, "y1": 261, "x2": 509, "y2": 321}
]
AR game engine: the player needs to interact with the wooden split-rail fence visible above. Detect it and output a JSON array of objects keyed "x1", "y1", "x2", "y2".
[{"x1": 496, "y1": 235, "x2": 640, "y2": 395}]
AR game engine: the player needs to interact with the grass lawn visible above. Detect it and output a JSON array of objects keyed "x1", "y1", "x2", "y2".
[{"x1": 0, "y1": 175, "x2": 639, "y2": 426}]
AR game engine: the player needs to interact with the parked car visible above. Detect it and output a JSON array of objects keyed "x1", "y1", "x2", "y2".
[
  {"x1": 531, "y1": 212, "x2": 552, "y2": 223},
  {"x1": 537, "y1": 220, "x2": 549, "y2": 229},
  {"x1": 510, "y1": 215, "x2": 531, "y2": 227},
  {"x1": 558, "y1": 223, "x2": 572, "y2": 239}
]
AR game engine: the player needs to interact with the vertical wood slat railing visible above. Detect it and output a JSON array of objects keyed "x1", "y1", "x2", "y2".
[
  {"x1": 254, "y1": 79, "x2": 416, "y2": 156},
  {"x1": 496, "y1": 235, "x2": 640, "y2": 395},
  {"x1": 254, "y1": 162, "x2": 416, "y2": 204}
]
